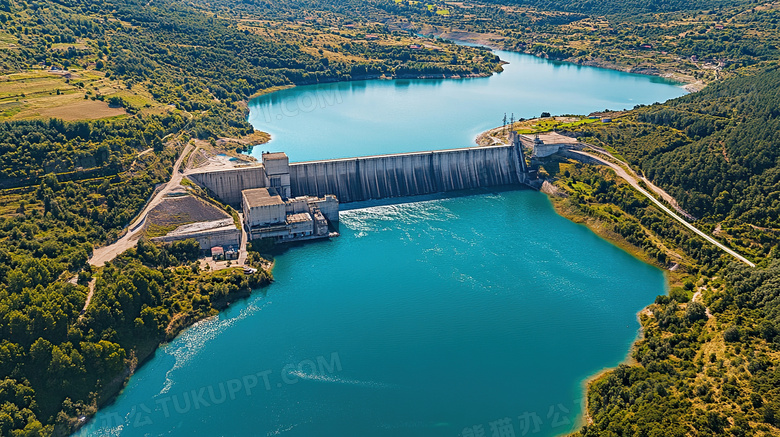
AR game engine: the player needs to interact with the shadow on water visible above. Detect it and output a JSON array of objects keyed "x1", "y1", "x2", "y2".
[
  {"x1": 248, "y1": 225, "x2": 344, "y2": 259},
  {"x1": 346, "y1": 80, "x2": 367, "y2": 91}
]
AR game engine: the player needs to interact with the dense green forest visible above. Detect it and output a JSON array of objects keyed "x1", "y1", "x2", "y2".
[
  {"x1": 0, "y1": 115, "x2": 272, "y2": 435},
  {"x1": 548, "y1": 153, "x2": 780, "y2": 435},
  {"x1": 376, "y1": 0, "x2": 780, "y2": 84},
  {"x1": 633, "y1": 69, "x2": 780, "y2": 228},
  {"x1": 0, "y1": 0, "x2": 501, "y2": 107},
  {"x1": 572, "y1": 259, "x2": 780, "y2": 437}
]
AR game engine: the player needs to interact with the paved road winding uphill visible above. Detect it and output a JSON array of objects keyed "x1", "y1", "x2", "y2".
[{"x1": 567, "y1": 149, "x2": 755, "y2": 268}]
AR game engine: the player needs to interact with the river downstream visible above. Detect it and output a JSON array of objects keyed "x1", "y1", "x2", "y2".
[{"x1": 78, "y1": 49, "x2": 684, "y2": 436}]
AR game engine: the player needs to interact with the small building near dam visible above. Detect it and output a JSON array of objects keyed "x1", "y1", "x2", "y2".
[
  {"x1": 262, "y1": 152, "x2": 292, "y2": 199},
  {"x1": 152, "y1": 217, "x2": 240, "y2": 251},
  {"x1": 520, "y1": 132, "x2": 578, "y2": 158}
]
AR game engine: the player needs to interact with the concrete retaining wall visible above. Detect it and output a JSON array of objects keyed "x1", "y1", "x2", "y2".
[
  {"x1": 153, "y1": 226, "x2": 240, "y2": 250},
  {"x1": 189, "y1": 166, "x2": 269, "y2": 207},
  {"x1": 289, "y1": 145, "x2": 524, "y2": 203}
]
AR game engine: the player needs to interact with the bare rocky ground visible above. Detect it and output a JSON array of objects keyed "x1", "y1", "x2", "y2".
[{"x1": 145, "y1": 195, "x2": 231, "y2": 236}]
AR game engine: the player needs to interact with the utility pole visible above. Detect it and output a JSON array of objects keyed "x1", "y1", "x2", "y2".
[{"x1": 502, "y1": 113, "x2": 507, "y2": 135}]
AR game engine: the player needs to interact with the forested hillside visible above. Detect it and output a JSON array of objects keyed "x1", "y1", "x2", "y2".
[
  {"x1": 0, "y1": 117, "x2": 273, "y2": 436},
  {"x1": 479, "y1": 0, "x2": 750, "y2": 14},
  {"x1": 576, "y1": 65, "x2": 780, "y2": 262},
  {"x1": 377, "y1": 0, "x2": 780, "y2": 85},
  {"x1": 0, "y1": 0, "x2": 500, "y2": 112},
  {"x1": 637, "y1": 69, "x2": 780, "y2": 227},
  {"x1": 576, "y1": 260, "x2": 780, "y2": 437}
]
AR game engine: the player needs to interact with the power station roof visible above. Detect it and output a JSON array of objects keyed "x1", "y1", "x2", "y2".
[
  {"x1": 287, "y1": 212, "x2": 312, "y2": 223},
  {"x1": 243, "y1": 188, "x2": 284, "y2": 208}
]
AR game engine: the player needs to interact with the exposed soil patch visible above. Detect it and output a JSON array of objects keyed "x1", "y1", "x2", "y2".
[{"x1": 145, "y1": 195, "x2": 230, "y2": 236}]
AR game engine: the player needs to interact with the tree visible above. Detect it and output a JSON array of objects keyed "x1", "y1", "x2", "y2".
[
  {"x1": 723, "y1": 326, "x2": 740, "y2": 342},
  {"x1": 685, "y1": 301, "x2": 706, "y2": 322}
]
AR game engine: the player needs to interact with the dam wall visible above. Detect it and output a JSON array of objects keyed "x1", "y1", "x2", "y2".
[
  {"x1": 289, "y1": 144, "x2": 525, "y2": 203},
  {"x1": 188, "y1": 166, "x2": 269, "y2": 207},
  {"x1": 188, "y1": 143, "x2": 527, "y2": 207}
]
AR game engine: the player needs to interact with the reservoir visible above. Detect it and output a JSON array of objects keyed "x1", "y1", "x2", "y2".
[
  {"x1": 247, "y1": 49, "x2": 684, "y2": 161},
  {"x1": 78, "y1": 49, "x2": 683, "y2": 436}
]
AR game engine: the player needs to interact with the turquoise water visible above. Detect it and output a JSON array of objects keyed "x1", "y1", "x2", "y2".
[
  {"x1": 78, "y1": 49, "x2": 683, "y2": 436},
  {"x1": 247, "y1": 49, "x2": 684, "y2": 162},
  {"x1": 78, "y1": 192, "x2": 665, "y2": 436}
]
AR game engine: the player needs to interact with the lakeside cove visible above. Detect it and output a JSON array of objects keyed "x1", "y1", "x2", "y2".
[
  {"x1": 76, "y1": 46, "x2": 690, "y2": 436},
  {"x1": 404, "y1": 25, "x2": 706, "y2": 93}
]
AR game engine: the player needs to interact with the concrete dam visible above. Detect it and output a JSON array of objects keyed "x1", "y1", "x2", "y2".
[
  {"x1": 189, "y1": 141, "x2": 527, "y2": 207},
  {"x1": 289, "y1": 144, "x2": 526, "y2": 203}
]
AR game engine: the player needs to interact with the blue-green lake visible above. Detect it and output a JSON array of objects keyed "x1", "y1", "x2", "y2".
[
  {"x1": 78, "y1": 49, "x2": 683, "y2": 436},
  {"x1": 247, "y1": 49, "x2": 683, "y2": 161}
]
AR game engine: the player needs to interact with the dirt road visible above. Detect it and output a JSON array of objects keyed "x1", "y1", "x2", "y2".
[
  {"x1": 67, "y1": 274, "x2": 96, "y2": 318},
  {"x1": 237, "y1": 213, "x2": 248, "y2": 265},
  {"x1": 89, "y1": 143, "x2": 192, "y2": 267}
]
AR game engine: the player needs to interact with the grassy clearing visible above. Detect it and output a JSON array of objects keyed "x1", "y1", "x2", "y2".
[
  {"x1": 36, "y1": 99, "x2": 128, "y2": 121},
  {"x1": 0, "y1": 193, "x2": 43, "y2": 216},
  {"x1": 0, "y1": 31, "x2": 17, "y2": 47},
  {"x1": 249, "y1": 84, "x2": 295, "y2": 98},
  {"x1": 515, "y1": 116, "x2": 598, "y2": 134},
  {"x1": 240, "y1": 130, "x2": 271, "y2": 145},
  {"x1": 598, "y1": 142, "x2": 628, "y2": 163},
  {"x1": 145, "y1": 223, "x2": 180, "y2": 238},
  {"x1": 0, "y1": 69, "x2": 163, "y2": 121}
]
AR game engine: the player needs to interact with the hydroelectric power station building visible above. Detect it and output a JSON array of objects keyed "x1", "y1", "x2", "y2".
[
  {"x1": 242, "y1": 187, "x2": 337, "y2": 242},
  {"x1": 237, "y1": 152, "x2": 338, "y2": 242}
]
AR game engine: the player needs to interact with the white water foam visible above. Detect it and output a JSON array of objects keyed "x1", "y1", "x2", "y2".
[
  {"x1": 284, "y1": 369, "x2": 397, "y2": 390},
  {"x1": 159, "y1": 299, "x2": 271, "y2": 394}
]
